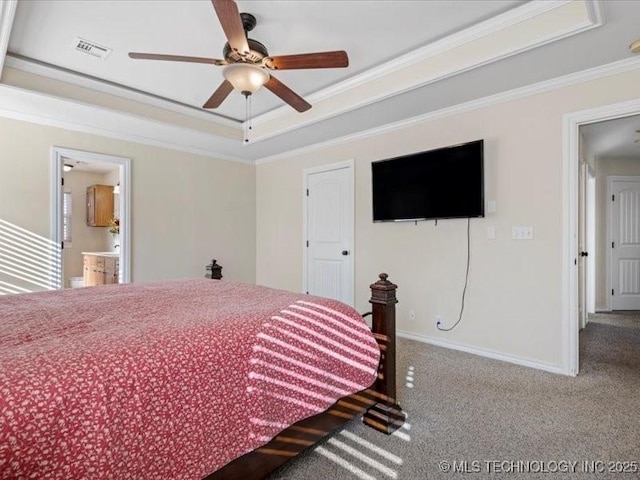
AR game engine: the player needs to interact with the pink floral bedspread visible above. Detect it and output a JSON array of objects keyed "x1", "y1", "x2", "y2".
[{"x1": 0, "y1": 279, "x2": 380, "y2": 479}]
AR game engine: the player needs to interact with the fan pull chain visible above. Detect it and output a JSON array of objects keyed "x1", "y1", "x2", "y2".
[
  {"x1": 244, "y1": 94, "x2": 249, "y2": 143},
  {"x1": 243, "y1": 93, "x2": 254, "y2": 143}
]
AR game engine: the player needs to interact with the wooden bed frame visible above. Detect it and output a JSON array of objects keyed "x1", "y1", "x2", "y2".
[{"x1": 206, "y1": 273, "x2": 404, "y2": 480}]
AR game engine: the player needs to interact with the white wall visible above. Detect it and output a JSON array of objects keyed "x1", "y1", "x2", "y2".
[
  {"x1": 256, "y1": 68, "x2": 640, "y2": 370},
  {"x1": 0, "y1": 116, "x2": 255, "y2": 293},
  {"x1": 595, "y1": 156, "x2": 640, "y2": 310}
]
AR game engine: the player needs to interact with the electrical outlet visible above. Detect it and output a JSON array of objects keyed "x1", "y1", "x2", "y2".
[{"x1": 409, "y1": 310, "x2": 416, "y2": 321}]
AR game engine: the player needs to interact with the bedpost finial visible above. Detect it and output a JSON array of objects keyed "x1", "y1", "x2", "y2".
[
  {"x1": 373, "y1": 273, "x2": 394, "y2": 288},
  {"x1": 206, "y1": 259, "x2": 223, "y2": 279},
  {"x1": 370, "y1": 273, "x2": 397, "y2": 304}
]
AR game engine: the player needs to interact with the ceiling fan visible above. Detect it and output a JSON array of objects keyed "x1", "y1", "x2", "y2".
[{"x1": 128, "y1": 0, "x2": 349, "y2": 113}]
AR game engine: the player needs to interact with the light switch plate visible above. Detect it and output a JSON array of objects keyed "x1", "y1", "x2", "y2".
[
  {"x1": 512, "y1": 226, "x2": 534, "y2": 240},
  {"x1": 487, "y1": 226, "x2": 496, "y2": 239}
]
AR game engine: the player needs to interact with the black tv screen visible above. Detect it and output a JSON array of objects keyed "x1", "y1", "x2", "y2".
[{"x1": 372, "y1": 140, "x2": 484, "y2": 222}]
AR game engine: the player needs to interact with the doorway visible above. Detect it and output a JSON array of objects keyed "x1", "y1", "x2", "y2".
[
  {"x1": 564, "y1": 100, "x2": 640, "y2": 375},
  {"x1": 303, "y1": 160, "x2": 354, "y2": 306},
  {"x1": 50, "y1": 147, "x2": 131, "y2": 288}
]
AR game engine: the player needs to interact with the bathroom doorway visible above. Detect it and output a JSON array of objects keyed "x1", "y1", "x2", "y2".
[{"x1": 50, "y1": 147, "x2": 131, "y2": 288}]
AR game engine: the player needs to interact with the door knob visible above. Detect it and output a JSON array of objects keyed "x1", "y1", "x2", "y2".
[
  {"x1": 580, "y1": 251, "x2": 588, "y2": 257},
  {"x1": 342, "y1": 250, "x2": 349, "y2": 256}
]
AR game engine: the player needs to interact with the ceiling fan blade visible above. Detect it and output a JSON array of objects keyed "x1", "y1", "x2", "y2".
[
  {"x1": 212, "y1": 0, "x2": 250, "y2": 56},
  {"x1": 264, "y1": 76, "x2": 311, "y2": 113},
  {"x1": 129, "y1": 52, "x2": 225, "y2": 65},
  {"x1": 203, "y1": 80, "x2": 234, "y2": 109},
  {"x1": 265, "y1": 51, "x2": 349, "y2": 70}
]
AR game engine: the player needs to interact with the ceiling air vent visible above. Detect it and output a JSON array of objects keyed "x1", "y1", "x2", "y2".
[{"x1": 73, "y1": 37, "x2": 112, "y2": 60}]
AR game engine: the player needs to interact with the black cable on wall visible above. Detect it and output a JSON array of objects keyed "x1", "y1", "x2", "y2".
[{"x1": 437, "y1": 217, "x2": 471, "y2": 332}]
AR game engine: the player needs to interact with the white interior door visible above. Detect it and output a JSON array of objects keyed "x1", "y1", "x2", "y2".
[
  {"x1": 578, "y1": 163, "x2": 587, "y2": 327},
  {"x1": 611, "y1": 177, "x2": 640, "y2": 310},
  {"x1": 586, "y1": 167, "x2": 596, "y2": 315},
  {"x1": 579, "y1": 164, "x2": 596, "y2": 328},
  {"x1": 304, "y1": 163, "x2": 354, "y2": 306}
]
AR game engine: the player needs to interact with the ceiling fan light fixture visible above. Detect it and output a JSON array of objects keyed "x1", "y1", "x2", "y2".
[{"x1": 222, "y1": 63, "x2": 269, "y2": 95}]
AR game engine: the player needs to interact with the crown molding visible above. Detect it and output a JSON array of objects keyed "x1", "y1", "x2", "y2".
[
  {"x1": 585, "y1": 0, "x2": 605, "y2": 25},
  {"x1": 256, "y1": 56, "x2": 640, "y2": 166},
  {"x1": 1, "y1": 0, "x2": 605, "y2": 152},
  {"x1": 0, "y1": 48, "x2": 635, "y2": 170},
  {"x1": 3, "y1": 54, "x2": 242, "y2": 130},
  {"x1": 259, "y1": 0, "x2": 575, "y2": 123},
  {"x1": 0, "y1": 83, "x2": 252, "y2": 164},
  {"x1": 0, "y1": 0, "x2": 17, "y2": 79},
  {"x1": 248, "y1": 0, "x2": 604, "y2": 144}
]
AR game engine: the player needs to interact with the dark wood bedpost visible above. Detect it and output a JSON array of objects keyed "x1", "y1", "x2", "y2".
[
  {"x1": 363, "y1": 273, "x2": 405, "y2": 434},
  {"x1": 205, "y1": 274, "x2": 403, "y2": 479}
]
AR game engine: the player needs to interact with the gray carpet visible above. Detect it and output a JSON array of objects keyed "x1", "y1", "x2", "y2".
[
  {"x1": 589, "y1": 311, "x2": 640, "y2": 330},
  {"x1": 268, "y1": 322, "x2": 640, "y2": 479}
]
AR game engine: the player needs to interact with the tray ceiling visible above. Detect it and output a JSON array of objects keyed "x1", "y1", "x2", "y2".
[
  {"x1": 7, "y1": 0, "x2": 522, "y2": 120},
  {"x1": 1, "y1": 1, "x2": 640, "y2": 162}
]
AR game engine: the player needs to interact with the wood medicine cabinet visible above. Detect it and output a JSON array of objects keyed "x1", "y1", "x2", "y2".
[{"x1": 86, "y1": 184, "x2": 114, "y2": 227}]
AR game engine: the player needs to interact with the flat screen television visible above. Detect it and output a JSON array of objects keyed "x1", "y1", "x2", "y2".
[{"x1": 372, "y1": 139, "x2": 484, "y2": 222}]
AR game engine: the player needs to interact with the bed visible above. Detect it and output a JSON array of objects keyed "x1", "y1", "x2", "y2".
[{"x1": 0, "y1": 274, "x2": 402, "y2": 479}]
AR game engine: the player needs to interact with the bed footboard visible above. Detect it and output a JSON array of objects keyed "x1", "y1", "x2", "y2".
[{"x1": 205, "y1": 273, "x2": 402, "y2": 480}]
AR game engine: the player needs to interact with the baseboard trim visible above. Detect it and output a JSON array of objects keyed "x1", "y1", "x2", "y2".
[{"x1": 397, "y1": 329, "x2": 568, "y2": 376}]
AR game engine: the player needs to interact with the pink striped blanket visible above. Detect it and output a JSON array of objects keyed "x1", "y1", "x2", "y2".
[{"x1": 0, "y1": 279, "x2": 379, "y2": 479}]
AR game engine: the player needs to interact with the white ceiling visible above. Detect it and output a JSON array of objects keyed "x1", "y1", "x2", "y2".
[
  {"x1": 3, "y1": 0, "x2": 640, "y2": 162},
  {"x1": 582, "y1": 115, "x2": 640, "y2": 159},
  {"x1": 63, "y1": 157, "x2": 119, "y2": 174},
  {"x1": 8, "y1": 0, "x2": 522, "y2": 119}
]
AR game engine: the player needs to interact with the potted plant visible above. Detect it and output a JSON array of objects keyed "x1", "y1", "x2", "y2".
[{"x1": 108, "y1": 218, "x2": 120, "y2": 251}]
